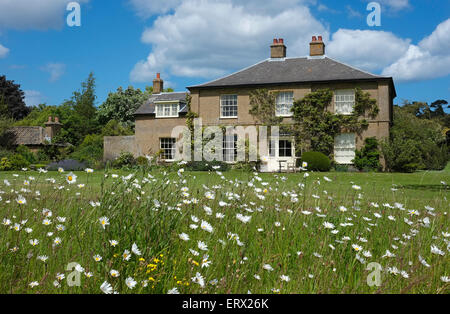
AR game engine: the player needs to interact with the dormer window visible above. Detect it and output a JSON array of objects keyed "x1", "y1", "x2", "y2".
[{"x1": 155, "y1": 103, "x2": 179, "y2": 118}]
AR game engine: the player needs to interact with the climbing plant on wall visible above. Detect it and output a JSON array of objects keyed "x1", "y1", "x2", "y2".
[{"x1": 292, "y1": 88, "x2": 379, "y2": 157}]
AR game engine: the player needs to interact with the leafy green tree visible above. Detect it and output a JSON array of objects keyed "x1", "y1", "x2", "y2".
[
  {"x1": 97, "y1": 86, "x2": 147, "y2": 128},
  {"x1": 381, "y1": 106, "x2": 447, "y2": 172},
  {"x1": 0, "y1": 75, "x2": 31, "y2": 120},
  {"x1": 353, "y1": 137, "x2": 382, "y2": 171}
]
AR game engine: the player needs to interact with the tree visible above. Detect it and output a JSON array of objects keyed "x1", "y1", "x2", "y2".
[
  {"x1": 0, "y1": 75, "x2": 31, "y2": 120},
  {"x1": 381, "y1": 106, "x2": 448, "y2": 172},
  {"x1": 97, "y1": 86, "x2": 148, "y2": 128}
]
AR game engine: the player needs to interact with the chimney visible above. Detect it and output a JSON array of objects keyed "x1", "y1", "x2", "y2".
[
  {"x1": 310, "y1": 35, "x2": 325, "y2": 56},
  {"x1": 271, "y1": 38, "x2": 286, "y2": 59},
  {"x1": 44, "y1": 116, "x2": 62, "y2": 142},
  {"x1": 153, "y1": 73, "x2": 164, "y2": 94}
]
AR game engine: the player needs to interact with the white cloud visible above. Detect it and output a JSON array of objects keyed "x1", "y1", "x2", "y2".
[
  {"x1": 0, "y1": 43, "x2": 9, "y2": 58},
  {"x1": 130, "y1": 0, "x2": 328, "y2": 82},
  {"x1": 327, "y1": 29, "x2": 410, "y2": 71},
  {"x1": 376, "y1": 0, "x2": 410, "y2": 11},
  {"x1": 0, "y1": 0, "x2": 89, "y2": 30},
  {"x1": 24, "y1": 90, "x2": 44, "y2": 107},
  {"x1": 41, "y1": 63, "x2": 66, "y2": 82},
  {"x1": 382, "y1": 19, "x2": 450, "y2": 82}
]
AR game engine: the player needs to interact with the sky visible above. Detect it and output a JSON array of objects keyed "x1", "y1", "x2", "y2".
[{"x1": 0, "y1": 0, "x2": 449, "y2": 109}]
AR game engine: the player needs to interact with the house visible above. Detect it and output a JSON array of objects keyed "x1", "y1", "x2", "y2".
[
  {"x1": 9, "y1": 116, "x2": 66, "y2": 152},
  {"x1": 104, "y1": 36, "x2": 396, "y2": 171}
]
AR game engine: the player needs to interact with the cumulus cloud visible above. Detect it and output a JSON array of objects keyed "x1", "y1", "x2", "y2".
[
  {"x1": 0, "y1": 43, "x2": 9, "y2": 58},
  {"x1": 130, "y1": 0, "x2": 328, "y2": 82},
  {"x1": 24, "y1": 90, "x2": 44, "y2": 107},
  {"x1": 375, "y1": 0, "x2": 410, "y2": 11},
  {"x1": 41, "y1": 63, "x2": 66, "y2": 82},
  {"x1": 327, "y1": 29, "x2": 410, "y2": 71},
  {"x1": 0, "y1": 0, "x2": 89, "y2": 30},
  {"x1": 382, "y1": 19, "x2": 450, "y2": 82}
]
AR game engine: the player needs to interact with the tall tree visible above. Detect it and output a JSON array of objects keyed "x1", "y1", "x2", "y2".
[{"x1": 0, "y1": 75, "x2": 31, "y2": 120}]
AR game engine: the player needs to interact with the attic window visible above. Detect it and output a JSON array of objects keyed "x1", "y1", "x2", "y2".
[{"x1": 155, "y1": 103, "x2": 179, "y2": 118}]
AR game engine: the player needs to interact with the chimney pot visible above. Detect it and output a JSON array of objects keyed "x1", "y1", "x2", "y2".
[
  {"x1": 273, "y1": 38, "x2": 278, "y2": 44},
  {"x1": 318, "y1": 36, "x2": 323, "y2": 41},
  {"x1": 48, "y1": 116, "x2": 52, "y2": 123},
  {"x1": 312, "y1": 36, "x2": 317, "y2": 42},
  {"x1": 55, "y1": 117, "x2": 60, "y2": 123},
  {"x1": 156, "y1": 73, "x2": 160, "y2": 79},
  {"x1": 279, "y1": 38, "x2": 284, "y2": 44}
]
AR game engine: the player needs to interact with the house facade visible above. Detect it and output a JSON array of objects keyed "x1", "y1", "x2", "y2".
[{"x1": 104, "y1": 36, "x2": 396, "y2": 171}]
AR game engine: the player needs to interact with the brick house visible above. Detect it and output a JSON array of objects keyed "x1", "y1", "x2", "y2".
[{"x1": 104, "y1": 36, "x2": 396, "y2": 171}]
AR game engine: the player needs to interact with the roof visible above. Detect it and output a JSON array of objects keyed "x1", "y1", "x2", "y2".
[
  {"x1": 134, "y1": 92, "x2": 189, "y2": 116},
  {"x1": 10, "y1": 127, "x2": 45, "y2": 145},
  {"x1": 188, "y1": 57, "x2": 393, "y2": 89}
]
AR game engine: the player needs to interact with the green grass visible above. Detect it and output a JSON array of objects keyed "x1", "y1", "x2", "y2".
[{"x1": 0, "y1": 167, "x2": 448, "y2": 294}]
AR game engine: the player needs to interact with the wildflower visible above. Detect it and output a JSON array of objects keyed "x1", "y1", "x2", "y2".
[
  {"x1": 168, "y1": 287, "x2": 180, "y2": 294},
  {"x1": 109, "y1": 240, "x2": 119, "y2": 247},
  {"x1": 16, "y1": 195, "x2": 26, "y2": 205},
  {"x1": 441, "y1": 276, "x2": 450, "y2": 283},
  {"x1": 85, "y1": 168, "x2": 94, "y2": 173},
  {"x1": 179, "y1": 233, "x2": 190, "y2": 241},
  {"x1": 37, "y1": 255, "x2": 48, "y2": 262},
  {"x1": 66, "y1": 173, "x2": 77, "y2": 184},
  {"x1": 29, "y1": 239, "x2": 39, "y2": 246},
  {"x1": 280, "y1": 275, "x2": 290, "y2": 282},
  {"x1": 93, "y1": 254, "x2": 102, "y2": 262},
  {"x1": 431, "y1": 245, "x2": 445, "y2": 256},
  {"x1": 352, "y1": 185, "x2": 361, "y2": 190},
  {"x1": 263, "y1": 264, "x2": 274, "y2": 271},
  {"x1": 236, "y1": 213, "x2": 252, "y2": 224},
  {"x1": 42, "y1": 219, "x2": 51, "y2": 226},
  {"x1": 58, "y1": 167, "x2": 64, "y2": 173},
  {"x1": 339, "y1": 206, "x2": 347, "y2": 212},
  {"x1": 110, "y1": 269, "x2": 120, "y2": 278},
  {"x1": 29, "y1": 281, "x2": 39, "y2": 288},
  {"x1": 382, "y1": 250, "x2": 395, "y2": 258},
  {"x1": 323, "y1": 221, "x2": 335, "y2": 229},
  {"x1": 99, "y1": 217, "x2": 110, "y2": 229},
  {"x1": 200, "y1": 220, "x2": 213, "y2": 233},
  {"x1": 191, "y1": 272, "x2": 205, "y2": 288},
  {"x1": 53, "y1": 237, "x2": 61, "y2": 246},
  {"x1": 132, "y1": 243, "x2": 142, "y2": 255},
  {"x1": 100, "y1": 281, "x2": 113, "y2": 294},
  {"x1": 56, "y1": 273, "x2": 65, "y2": 281},
  {"x1": 125, "y1": 277, "x2": 137, "y2": 289},
  {"x1": 122, "y1": 250, "x2": 131, "y2": 261},
  {"x1": 198, "y1": 241, "x2": 208, "y2": 251}
]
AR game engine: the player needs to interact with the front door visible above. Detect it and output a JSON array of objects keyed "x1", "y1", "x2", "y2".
[{"x1": 262, "y1": 138, "x2": 295, "y2": 172}]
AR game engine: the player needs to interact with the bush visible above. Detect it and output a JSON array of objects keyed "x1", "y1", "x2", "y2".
[
  {"x1": 301, "y1": 151, "x2": 331, "y2": 172},
  {"x1": 136, "y1": 156, "x2": 149, "y2": 166},
  {"x1": 70, "y1": 134, "x2": 103, "y2": 166},
  {"x1": 112, "y1": 152, "x2": 136, "y2": 169},
  {"x1": 185, "y1": 161, "x2": 230, "y2": 172},
  {"x1": 6, "y1": 154, "x2": 30, "y2": 170},
  {"x1": 16, "y1": 145, "x2": 36, "y2": 164},
  {"x1": 334, "y1": 164, "x2": 349, "y2": 172},
  {"x1": 47, "y1": 159, "x2": 87, "y2": 171},
  {"x1": 232, "y1": 161, "x2": 260, "y2": 172},
  {"x1": 353, "y1": 137, "x2": 382, "y2": 172},
  {"x1": 0, "y1": 157, "x2": 11, "y2": 171}
]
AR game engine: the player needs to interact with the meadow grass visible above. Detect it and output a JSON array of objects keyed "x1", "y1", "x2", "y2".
[{"x1": 0, "y1": 166, "x2": 448, "y2": 294}]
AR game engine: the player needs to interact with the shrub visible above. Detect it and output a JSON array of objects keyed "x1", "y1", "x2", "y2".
[
  {"x1": 0, "y1": 157, "x2": 11, "y2": 171},
  {"x1": 301, "y1": 151, "x2": 331, "y2": 172},
  {"x1": 47, "y1": 159, "x2": 87, "y2": 171},
  {"x1": 185, "y1": 161, "x2": 230, "y2": 172},
  {"x1": 136, "y1": 156, "x2": 149, "y2": 166},
  {"x1": 70, "y1": 134, "x2": 103, "y2": 166},
  {"x1": 353, "y1": 137, "x2": 382, "y2": 172},
  {"x1": 16, "y1": 145, "x2": 36, "y2": 164},
  {"x1": 8, "y1": 154, "x2": 30, "y2": 170},
  {"x1": 334, "y1": 164, "x2": 349, "y2": 172},
  {"x1": 112, "y1": 152, "x2": 136, "y2": 169},
  {"x1": 232, "y1": 161, "x2": 260, "y2": 172}
]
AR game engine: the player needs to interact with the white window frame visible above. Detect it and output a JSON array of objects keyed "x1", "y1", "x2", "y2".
[
  {"x1": 155, "y1": 102, "x2": 179, "y2": 118},
  {"x1": 160, "y1": 138, "x2": 177, "y2": 161},
  {"x1": 275, "y1": 91, "x2": 294, "y2": 117},
  {"x1": 220, "y1": 95, "x2": 238, "y2": 119},
  {"x1": 334, "y1": 133, "x2": 356, "y2": 164},
  {"x1": 223, "y1": 134, "x2": 238, "y2": 162},
  {"x1": 334, "y1": 90, "x2": 355, "y2": 115}
]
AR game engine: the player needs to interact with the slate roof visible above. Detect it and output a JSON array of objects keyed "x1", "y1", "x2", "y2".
[
  {"x1": 188, "y1": 57, "x2": 392, "y2": 89},
  {"x1": 10, "y1": 127, "x2": 45, "y2": 145},
  {"x1": 134, "y1": 92, "x2": 189, "y2": 116}
]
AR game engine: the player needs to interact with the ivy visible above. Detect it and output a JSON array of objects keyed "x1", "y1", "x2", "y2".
[{"x1": 249, "y1": 89, "x2": 283, "y2": 126}]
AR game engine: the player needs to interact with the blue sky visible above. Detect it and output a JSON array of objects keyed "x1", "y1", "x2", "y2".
[{"x1": 0, "y1": 0, "x2": 448, "y2": 109}]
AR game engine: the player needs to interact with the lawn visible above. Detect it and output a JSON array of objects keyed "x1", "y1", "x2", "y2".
[{"x1": 0, "y1": 166, "x2": 448, "y2": 294}]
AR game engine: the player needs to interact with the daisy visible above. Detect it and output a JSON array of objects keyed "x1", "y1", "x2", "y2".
[
  {"x1": 323, "y1": 221, "x2": 335, "y2": 229},
  {"x1": 122, "y1": 250, "x2": 131, "y2": 261},
  {"x1": 93, "y1": 254, "x2": 102, "y2": 262},
  {"x1": 29, "y1": 239, "x2": 39, "y2": 246},
  {"x1": 179, "y1": 233, "x2": 190, "y2": 241},
  {"x1": 191, "y1": 272, "x2": 205, "y2": 288},
  {"x1": 280, "y1": 275, "x2": 290, "y2": 282},
  {"x1": 85, "y1": 168, "x2": 94, "y2": 173},
  {"x1": 263, "y1": 264, "x2": 274, "y2": 271},
  {"x1": 431, "y1": 245, "x2": 445, "y2": 256},
  {"x1": 109, "y1": 240, "x2": 119, "y2": 247},
  {"x1": 198, "y1": 241, "x2": 208, "y2": 251},
  {"x1": 29, "y1": 281, "x2": 39, "y2": 288},
  {"x1": 16, "y1": 195, "x2": 26, "y2": 205},
  {"x1": 236, "y1": 214, "x2": 252, "y2": 224},
  {"x1": 99, "y1": 217, "x2": 110, "y2": 229},
  {"x1": 66, "y1": 173, "x2": 77, "y2": 184},
  {"x1": 125, "y1": 277, "x2": 137, "y2": 289},
  {"x1": 201, "y1": 220, "x2": 213, "y2": 233},
  {"x1": 100, "y1": 281, "x2": 113, "y2": 294},
  {"x1": 168, "y1": 287, "x2": 180, "y2": 294},
  {"x1": 110, "y1": 269, "x2": 120, "y2": 278},
  {"x1": 53, "y1": 237, "x2": 61, "y2": 245},
  {"x1": 132, "y1": 243, "x2": 142, "y2": 255}
]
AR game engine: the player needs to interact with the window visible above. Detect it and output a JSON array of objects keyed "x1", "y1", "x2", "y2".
[
  {"x1": 335, "y1": 90, "x2": 355, "y2": 115},
  {"x1": 276, "y1": 92, "x2": 294, "y2": 117},
  {"x1": 160, "y1": 138, "x2": 176, "y2": 160},
  {"x1": 155, "y1": 103, "x2": 179, "y2": 118},
  {"x1": 279, "y1": 140, "x2": 293, "y2": 157},
  {"x1": 334, "y1": 133, "x2": 356, "y2": 164},
  {"x1": 223, "y1": 134, "x2": 238, "y2": 162},
  {"x1": 220, "y1": 95, "x2": 238, "y2": 118}
]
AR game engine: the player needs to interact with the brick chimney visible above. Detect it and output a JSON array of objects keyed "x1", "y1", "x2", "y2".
[
  {"x1": 271, "y1": 38, "x2": 286, "y2": 59},
  {"x1": 44, "y1": 116, "x2": 62, "y2": 142},
  {"x1": 310, "y1": 35, "x2": 325, "y2": 56},
  {"x1": 153, "y1": 73, "x2": 164, "y2": 94}
]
